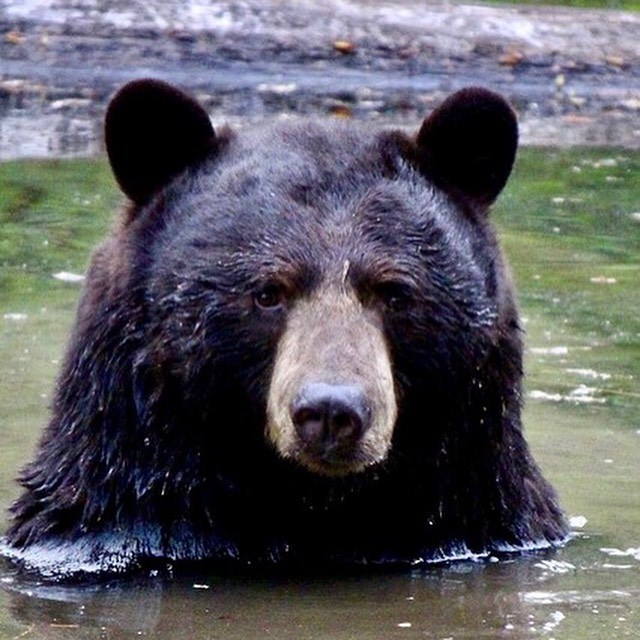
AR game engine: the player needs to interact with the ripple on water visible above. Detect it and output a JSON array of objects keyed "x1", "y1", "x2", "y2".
[
  {"x1": 522, "y1": 589, "x2": 633, "y2": 605},
  {"x1": 600, "y1": 547, "x2": 640, "y2": 562}
]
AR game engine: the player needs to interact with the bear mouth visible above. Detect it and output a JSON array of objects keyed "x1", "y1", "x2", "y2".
[{"x1": 288, "y1": 441, "x2": 383, "y2": 478}]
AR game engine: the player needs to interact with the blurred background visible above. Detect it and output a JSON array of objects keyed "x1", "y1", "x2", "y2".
[{"x1": 1, "y1": 0, "x2": 639, "y2": 158}]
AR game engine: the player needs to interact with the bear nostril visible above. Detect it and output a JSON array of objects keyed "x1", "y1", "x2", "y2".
[
  {"x1": 331, "y1": 410, "x2": 361, "y2": 443},
  {"x1": 290, "y1": 382, "x2": 371, "y2": 450},
  {"x1": 291, "y1": 407, "x2": 325, "y2": 442}
]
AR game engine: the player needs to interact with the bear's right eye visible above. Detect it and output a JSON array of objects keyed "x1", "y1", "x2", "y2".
[
  {"x1": 254, "y1": 283, "x2": 287, "y2": 310},
  {"x1": 374, "y1": 281, "x2": 414, "y2": 313}
]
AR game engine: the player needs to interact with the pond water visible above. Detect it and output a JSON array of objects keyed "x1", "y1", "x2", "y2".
[{"x1": 0, "y1": 150, "x2": 638, "y2": 638}]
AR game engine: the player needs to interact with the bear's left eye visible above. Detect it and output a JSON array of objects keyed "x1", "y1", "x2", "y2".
[{"x1": 254, "y1": 283, "x2": 287, "y2": 310}]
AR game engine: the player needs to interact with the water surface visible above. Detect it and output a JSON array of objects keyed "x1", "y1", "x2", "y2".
[{"x1": 0, "y1": 150, "x2": 638, "y2": 638}]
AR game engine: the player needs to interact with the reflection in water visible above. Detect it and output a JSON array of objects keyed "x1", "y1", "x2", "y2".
[
  {"x1": 4, "y1": 569, "x2": 163, "y2": 636},
  {"x1": 4, "y1": 541, "x2": 639, "y2": 639},
  {"x1": 1, "y1": 555, "x2": 582, "y2": 639}
]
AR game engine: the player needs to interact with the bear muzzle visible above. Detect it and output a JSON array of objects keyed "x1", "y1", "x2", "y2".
[{"x1": 266, "y1": 287, "x2": 397, "y2": 476}]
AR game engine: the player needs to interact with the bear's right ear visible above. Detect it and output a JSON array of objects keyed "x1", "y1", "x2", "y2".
[
  {"x1": 105, "y1": 79, "x2": 217, "y2": 205},
  {"x1": 414, "y1": 87, "x2": 518, "y2": 209}
]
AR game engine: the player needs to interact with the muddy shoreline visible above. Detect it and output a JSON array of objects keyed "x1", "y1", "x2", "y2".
[{"x1": 1, "y1": 0, "x2": 639, "y2": 159}]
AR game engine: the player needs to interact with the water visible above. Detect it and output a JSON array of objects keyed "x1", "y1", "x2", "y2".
[
  {"x1": 0, "y1": 558, "x2": 635, "y2": 639},
  {"x1": 0, "y1": 150, "x2": 639, "y2": 638}
]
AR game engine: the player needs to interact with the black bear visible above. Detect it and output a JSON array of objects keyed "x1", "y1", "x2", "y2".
[{"x1": 3, "y1": 80, "x2": 568, "y2": 576}]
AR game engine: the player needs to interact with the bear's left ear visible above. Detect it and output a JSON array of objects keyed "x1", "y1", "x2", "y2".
[
  {"x1": 105, "y1": 79, "x2": 217, "y2": 205},
  {"x1": 415, "y1": 87, "x2": 518, "y2": 209}
]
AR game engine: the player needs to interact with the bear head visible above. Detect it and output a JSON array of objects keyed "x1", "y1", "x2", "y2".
[{"x1": 105, "y1": 79, "x2": 518, "y2": 479}]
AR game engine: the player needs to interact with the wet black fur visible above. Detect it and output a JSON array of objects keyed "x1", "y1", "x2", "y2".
[{"x1": 5, "y1": 80, "x2": 568, "y2": 574}]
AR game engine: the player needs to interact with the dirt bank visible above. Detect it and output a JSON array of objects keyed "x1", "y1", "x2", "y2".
[{"x1": 1, "y1": 0, "x2": 639, "y2": 158}]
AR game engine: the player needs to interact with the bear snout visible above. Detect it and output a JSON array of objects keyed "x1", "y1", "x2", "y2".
[
  {"x1": 291, "y1": 382, "x2": 372, "y2": 457},
  {"x1": 266, "y1": 288, "x2": 397, "y2": 477}
]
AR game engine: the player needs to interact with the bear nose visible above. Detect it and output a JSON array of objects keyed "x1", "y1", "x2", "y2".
[{"x1": 291, "y1": 382, "x2": 371, "y2": 450}]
